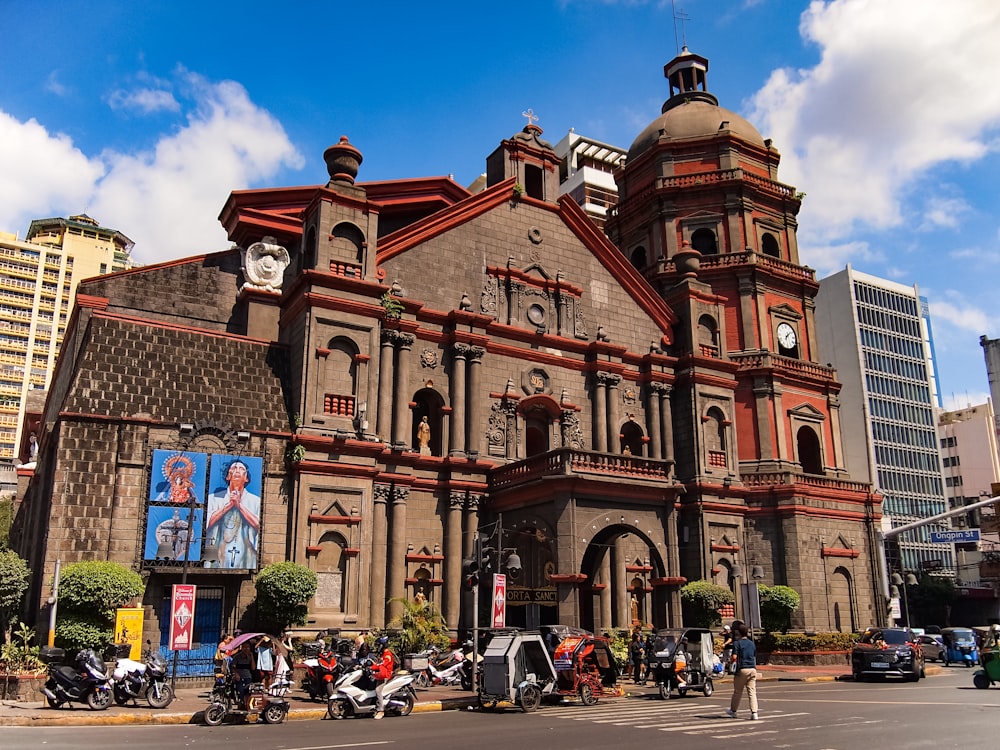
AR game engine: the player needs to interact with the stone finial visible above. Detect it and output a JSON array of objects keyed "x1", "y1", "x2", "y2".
[
  {"x1": 460, "y1": 292, "x2": 472, "y2": 311},
  {"x1": 324, "y1": 135, "x2": 363, "y2": 185},
  {"x1": 596, "y1": 325, "x2": 610, "y2": 342}
]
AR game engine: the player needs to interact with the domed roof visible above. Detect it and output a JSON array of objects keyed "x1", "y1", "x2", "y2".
[{"x1": 628, "y1": 95, "x2": 765, "y2": 161}]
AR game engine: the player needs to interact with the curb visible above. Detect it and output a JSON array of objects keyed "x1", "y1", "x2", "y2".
[{"x1": 0, "y1": 696, "x2": 481, "y2": 728}]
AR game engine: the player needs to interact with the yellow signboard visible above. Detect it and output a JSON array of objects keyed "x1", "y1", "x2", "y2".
[{"x1": 114, "y1": 607, "x2": 145, "y2": 660}]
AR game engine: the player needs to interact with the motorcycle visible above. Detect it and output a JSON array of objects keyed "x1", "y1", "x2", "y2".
[
  {"x1": 40, "y1": 646, "x2": 113, "y2": 710},
  {"x1": 301, "y1": 643, "x2": 349, "y2": 700},
  {"x1": 326, "y1": 663, "x2": 417, "y2": 719},
  {"x1": 204, "y1": 659, "x2": 290, "y2": 726},
  {"x1": 413, "y1": 646, "x2": 466, "y2": 688},
  {"x1": 111, "y1": 641, "x2": 174, "y2": 708}
]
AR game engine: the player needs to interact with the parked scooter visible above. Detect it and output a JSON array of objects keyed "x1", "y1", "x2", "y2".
[
  {"x1": 414, "y1": 646, "x2": 466, "y2": 688},
  {"x1": 41, "y1": 646, "x2": 113, "y2": 710},
  {"x1": 111, "y1": 641, "x2": 174, "y2": 708},
  {"x1": 301, "y1": 643, "x2": 347, "y2": 701},
  {"x1": 326, "y1": 662, "x2": 417, "y2": 719}
]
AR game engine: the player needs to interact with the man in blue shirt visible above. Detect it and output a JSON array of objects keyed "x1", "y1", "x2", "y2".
[{"x1": 725, "y1": 621, "x2": 759, "y2": 720}]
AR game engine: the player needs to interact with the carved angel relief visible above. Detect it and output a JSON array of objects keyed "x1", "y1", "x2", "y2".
[{"x1": 242, "y1": 236, "x2": 290, "y2": 292}]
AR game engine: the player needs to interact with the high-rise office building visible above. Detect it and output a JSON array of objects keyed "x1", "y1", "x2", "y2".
[
  {"x1": 0, "y1": 214, "x2": 133, "y2": 464},
  {"x1": 815, "y1": 265, "x2": 954, "y2": 575}
]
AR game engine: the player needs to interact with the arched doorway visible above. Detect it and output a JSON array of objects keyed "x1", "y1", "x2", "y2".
[
  {"x1": 830, "y1": 567, "x2": 855, "y2": 632},
  {"x1": 579, "y1": 526, "x2": 666, "y2": 634}
]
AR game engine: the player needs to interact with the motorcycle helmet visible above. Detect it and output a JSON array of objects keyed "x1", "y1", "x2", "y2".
[{"x1": 375, "y1": 635, "x2": 389, "y2": 650}]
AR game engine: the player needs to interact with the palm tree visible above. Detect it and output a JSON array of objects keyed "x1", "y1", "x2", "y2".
[{"x1": 386, "y1": 597, "x2": 451, "y2": 654}]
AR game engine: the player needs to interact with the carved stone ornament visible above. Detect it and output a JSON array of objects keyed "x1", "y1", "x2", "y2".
[
  {"x1": 242, "y1": 236, "x2": 290, "y2": 291},
  {"x1": 420, "y1": 348, "x2": 438, "y2": 368}
]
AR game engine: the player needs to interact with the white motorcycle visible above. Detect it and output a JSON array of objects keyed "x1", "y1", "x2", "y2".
[
  {"x1": 413, "y1": 647, "x2": 466, "y2": 688},
  {"x1": 111, "y1": 642, "x2": 174, "y2": 708},
  {"x1": 326, "y1": 663, "x2": 417, "y2": 719}
]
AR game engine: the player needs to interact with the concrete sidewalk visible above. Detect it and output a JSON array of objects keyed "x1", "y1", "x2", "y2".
[{"x1": 0, "y1": 661, "x2": 919, "y2": 727}]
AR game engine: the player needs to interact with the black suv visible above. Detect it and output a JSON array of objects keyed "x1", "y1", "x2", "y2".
[{"x1": 851, "y1": 627, "x2": 925, "y2": 682}]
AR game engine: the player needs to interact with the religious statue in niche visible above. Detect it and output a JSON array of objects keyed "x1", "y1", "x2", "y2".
[{"x1": 417, "y1": 416, "x2": 432, "y2": 455}]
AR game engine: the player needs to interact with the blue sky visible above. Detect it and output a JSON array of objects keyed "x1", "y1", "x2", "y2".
[{"x1": 2, "y1": 0, "x2": 999, "y2": 409}]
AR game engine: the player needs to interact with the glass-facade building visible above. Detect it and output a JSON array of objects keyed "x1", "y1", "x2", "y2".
[{"x1": 816, "y1": 266, "x2": 954, "y2": 575}]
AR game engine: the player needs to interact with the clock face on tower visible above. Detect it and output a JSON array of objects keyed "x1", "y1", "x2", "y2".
[{"x1": 777, "y1": 323, "x2": 797, "y2": 350}]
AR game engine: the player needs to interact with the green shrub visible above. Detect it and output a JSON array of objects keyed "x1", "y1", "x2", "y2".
[
  {"x1": 58, "y1": 561, "x2": 144, "y2": 621},
  {"x1": 756, "y1": 631, "x2": 859, "y2": 652},
  {"x1": 382, "y1": 597, "x2": 451, "y2": 655},
  {"x1": 255, "y1": 561, "x2": 318, "y2": 631},
  {"x1": 758, "y1": 584, "x2": 801, "y2": 633},
  {"x1": 0, "y1": 549, "x2": 30, "y2": 639},
  {"x1": 680, "y1": 580, "x2": 735, "y2": 627},
  {"x1": 56, "y1": 614, "x2": 115, "y2": 654}
]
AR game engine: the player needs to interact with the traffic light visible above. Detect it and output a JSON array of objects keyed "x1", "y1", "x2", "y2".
[{"x1": 462, "y1": 557, "x2": 480, "y2": 591}]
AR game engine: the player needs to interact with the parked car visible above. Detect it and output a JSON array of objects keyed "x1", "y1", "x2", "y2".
[
  {"x1": 916, "y1": 634, "x2": 945, "y2": 662},
  {"x1": 851, "y1": 627, "x2": 925, "y2": 682}
]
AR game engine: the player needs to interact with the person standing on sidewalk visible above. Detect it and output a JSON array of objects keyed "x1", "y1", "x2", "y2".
[{"x1": 725, "y1": 622, "x2": 759, "y2": 720}]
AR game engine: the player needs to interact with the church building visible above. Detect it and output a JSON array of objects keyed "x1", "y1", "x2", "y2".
[{"x1": 13, "y1": 48, "x2": 883, "y2": 667}]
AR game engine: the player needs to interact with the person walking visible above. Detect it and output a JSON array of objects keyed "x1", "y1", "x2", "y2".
[{"x1": 725, "y1": 621, "x2": 759, "y2": 720}]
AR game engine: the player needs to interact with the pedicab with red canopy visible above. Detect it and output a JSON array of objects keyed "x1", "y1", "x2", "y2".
[{"x1": 552, "y1": 634, "x2": 622, "y2": 705}]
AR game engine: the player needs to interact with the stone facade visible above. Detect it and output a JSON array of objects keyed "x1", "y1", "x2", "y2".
[{"x1": 13, "y1": 49, "x2": 883, "y2": 655}]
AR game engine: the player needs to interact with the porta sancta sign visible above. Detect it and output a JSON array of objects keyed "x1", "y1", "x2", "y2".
[{"x1": 506, "y1": 586, "x2": 558, "y2": 606}]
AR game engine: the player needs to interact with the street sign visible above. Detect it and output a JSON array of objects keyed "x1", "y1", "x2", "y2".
[
  {"x1": 930, "y1": 529, "x2": 980, "y2": 543},
  {"x1": 169, "y1": 584, "x2": 197, "y2": 650},
  {"x1": 491, "y1": 574, "x2": 506, "y2": 628}
]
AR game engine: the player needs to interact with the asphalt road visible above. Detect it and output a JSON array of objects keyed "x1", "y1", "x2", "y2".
[{"x1": 3, "y1": 669, "x2": 998, "y2": 750}]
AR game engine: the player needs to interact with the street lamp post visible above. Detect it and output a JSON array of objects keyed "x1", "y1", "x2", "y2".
[{"x1": 890, "y1": 571, "x2": 919, "y2": 627}]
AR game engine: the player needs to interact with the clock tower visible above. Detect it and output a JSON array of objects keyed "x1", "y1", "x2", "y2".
[{"x1": 606, "y1": 47, "x2": 874, "y2": 627}]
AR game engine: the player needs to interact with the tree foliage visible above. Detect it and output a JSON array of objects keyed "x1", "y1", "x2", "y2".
[
  {"x1": 680, "y1": 580, "x2": 735, "y2": 627},
  {"x1": 908, "y1": 574, "x2": 957, "y2": 627},
  {"x1": 384, "y1": 597, "x2": 451, "y2": 654},
  {"x1": 57, "y1": 561, "x2": 144, "y2": 621},
  {"x1": 758, "y1": 584, "x2": 801, "y2": 633},
  {"x1": 255, "y1": 561, "x2": 318, "y2": 631},
  {"x1": 0, "y1": 549, "x2": 30, "y2": 641}
]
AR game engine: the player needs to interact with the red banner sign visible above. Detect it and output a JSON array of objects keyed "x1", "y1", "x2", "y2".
[
  {"x1": 169, "y1": 584, "x2": 197, "y2": 651},
  {"x1": 491, "y1": 574, "x2": 506, "y2": 628}
]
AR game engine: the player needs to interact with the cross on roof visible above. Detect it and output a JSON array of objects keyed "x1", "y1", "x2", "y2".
[{"x1": 522, "y1": 109, "x2": 538, "y2": 128}]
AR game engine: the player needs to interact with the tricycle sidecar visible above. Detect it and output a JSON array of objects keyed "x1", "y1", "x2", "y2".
[
  {"x1": 552, "y1": 634, "x2": 621, "y2": 705},
  {"x1": 647, "y1": 628, "x2": 715, "y2": 700},
  {"x1": 478, "y1": 631, "x2": 557, "y2": 712}
]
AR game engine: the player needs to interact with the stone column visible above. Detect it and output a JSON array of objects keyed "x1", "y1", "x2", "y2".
[
  {"x1": 660, "y1": 384, "x2": 675, "y2": 466},
  {"x1": 647, "y1": 383, "x2": 663, "y2": 459},
  {"x1": 467, "y1": 346, "x2": 485, "y2": 456},
  {"x1": 445, "y1": 491, "x2": 465, "y2": 631},
  {"x1": 612, "y1": 536, "x2": 628, "y2": 628},
  {"x1": 463, "y1": 494, "x2": 481, "y2": 560},
  {"x1": 392, "y1": 333, "x2": 415, "y2": 447},
  {"x1": 370, "y1": 483, "x2": 391, "y2": 628},
  {"x1": 599, "y1": 548, "x2": 613, "y2": 633},
  {"x1": 376, "y1": 331, "x2": 396, "y2": 441},
  {"x1": 387, "y1": 486, "x2": 409, "y2": 622},
  {"x1": 450, "y1": 344, "x2": 469, "y2": 457},
  {"x1": 593, "y1": 372, "x2": 609, "y2": 452},
  {"x1": 606, "y1": 372, "x2": 622, "y2": 452}
]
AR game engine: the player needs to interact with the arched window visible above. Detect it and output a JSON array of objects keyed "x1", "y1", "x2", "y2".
[
  {"x1": 630, "y1": 246, "x2": 647, "y2": 271},
  {"x1": 691, "y1": 228, "x2": 718, "y2": 255},
  {"x1": 830, "y1": 567, "x2": 855, "y2": 632},
  {"x1": 620, "y1": 419, "x2": 644, "y2": 456},
  {"x1": 797, "y1": 425, "x2": 823, "y2": 474},
  {"x1": 525, "y1": 411, "x2": 550, "y2": 456},
  {"x1": 330, "y1": 222, "x2": 365, "y2": 277},
  {"x1": 411, "y1": 387, "x2": 444, "y2": 456},
  {"x1": 761, "y1": 232, "x2": 780, "y2": 258},
  {"x1": 705, "y1": 406, "x2": 727, "y2": 469},
  {"x1": 304, "y1": 226, "x2": 317, "y2": 270},
  {"x1": 697, "y1": 315, "x2": 719, "y2": 357},
  {"x1": 324, "y1": 337, "x2": 359, "y2": 417},
  {"x1": 315, "y1": 531, "x2": 348, "y2": 612}
]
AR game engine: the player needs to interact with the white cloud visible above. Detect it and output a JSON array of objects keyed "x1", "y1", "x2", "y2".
[
  {"x1": 0, "y1": 70, "x2": 303, "y2": 263},
  {"x1": 928, "y1": 299, "x2": 993, "y2": 336},
  {"x1": 108, "y1": 87, "x2": 180, "y2": 114},
  {"x1": 800, "y1": 238, "x2": 881, "y2": 277},
  {"x1": 747, "y1": 0, "x2": 1000, "y2": 243},
  {"x1": 0, "y1": 112, "x2": 105, "y2": 229},
  {"x1": 45, "y1": 71, "x2": 68, "y2": 97}
]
